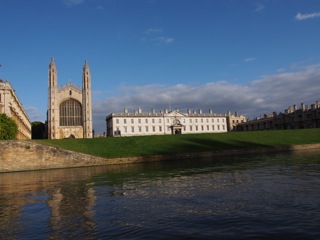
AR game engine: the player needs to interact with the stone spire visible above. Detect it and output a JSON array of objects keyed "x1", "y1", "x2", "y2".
[{"x1": 82, "y1": 60, "x2": 93, "y2": 138}]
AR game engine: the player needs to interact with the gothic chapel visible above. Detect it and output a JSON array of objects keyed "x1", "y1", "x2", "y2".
[{"x1": 47, "y1": 57, "x2": 93, "y2": 139}]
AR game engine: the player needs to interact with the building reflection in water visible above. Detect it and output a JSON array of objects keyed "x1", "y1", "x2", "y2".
[
  {"x1": 47, "y1": 184, "x2": 97, "y2": 238},
  {"x1": 0, "y1": 165, "x2": 115, "y2": 239}
]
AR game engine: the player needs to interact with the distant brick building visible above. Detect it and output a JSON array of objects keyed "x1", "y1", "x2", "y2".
[
  {"x1": 236, "y1": 100, "x2": 320, "y2": 131},
  {"x1": 0, "y1": 80, "x2": 31, "y2": 139}
]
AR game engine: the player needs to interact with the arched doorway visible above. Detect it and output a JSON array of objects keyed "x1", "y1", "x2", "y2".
[
  {"x1": 174, "y1": 129, "x2": 182, "y2": 134},
  {"x1": 68, "y1": 134, "x2": 75, "y2": 138},
  {"x1": 170, "y1": 119, "x2": 184, "y2": 135}
]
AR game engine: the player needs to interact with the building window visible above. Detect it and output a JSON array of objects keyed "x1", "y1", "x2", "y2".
[
  {"x1": 159, "y1": 119, "x2": 162, "y2": 123},
  {"x1": 124, "y1": 119, "x2": 127, "y2": 124},
  {"x1": 116, "y1": 119, "x2": 119, "y2": 124},
  {"x1": 218, "y1": 125, "x2": 220, "y2": 130},
  {"x1": 195, "y1": 119, "x2": 198, "y2": 123},
  {"x1": 201, "y1": 126, "x2": 204, "y2": 131},
  {"x1": 206, "y1": 119, "x2": 209, "y2": 123},
  {"x1": 190, "y1": 119, "x2": 192, "y2": 123},
  {"x1": 145, "y1": 119, "x2": 148, "y2": 123},
  {"x1": 159, "y1": 126, "x2": 162, "y2": 132},
  {"x1": 212, "y1": 119, "x2": 214, "y2": 123},
  {"x1": 124, "y1": 126, "x2": 127, "y2": 133},
  {"x1": 131, "y1": 119, "x2": 134, "y2": 124},
  {"x1": 217, "y1": 119, "x2": 220, "y2": 123},
  {"x1": 139, "y1": 126, "x2": 142, "y2": 132},
  {"x1": 212, "y1": 125, "x2": 215, "y2": 130},
  {"x1": 201, "y1": 119, "x2": 203, "y2": 123},
  {"x1": 153, "y1": 126, "x2": 155, "y2": 132},
  {"x1": 152, "y1": 119, "x2": 155, "y2": 124},
  {"x1": 146, "y1": 126, "x2": 149, "y2": 132},
  {"x1": 59, "y1": 99, "x2": 82, "y2": 126},
  {"x1": 190, "y1": 126, "x2": 192, "y2": 131},
  {"x1": 131, "y1": 126, "x2": 134, "y2": 132},
  {"x1": 138, "y1": 119, "x2": 141, "y2": 124},
  {"x1": 207, "y1": 125, "x2": 209, "y2": 130}
]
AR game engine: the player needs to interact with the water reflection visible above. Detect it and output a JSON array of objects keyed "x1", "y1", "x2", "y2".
[{"x1": 1, "y1": 151, "x2": 320, "y2": 239}]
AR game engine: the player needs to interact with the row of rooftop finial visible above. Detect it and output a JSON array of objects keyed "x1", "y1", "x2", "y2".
[
  {"x1": 123, "y1": 108, "x2": 217, "y2": 115},
  {"x1": 58, "y1": 80, "x2": 81, "y2": 92},
  {"x1": 251, "y1": 100, "x2": 320, "y2": 120},
  {"x1": 285, "y1": 100, "x2": 320, "y2": 114}
]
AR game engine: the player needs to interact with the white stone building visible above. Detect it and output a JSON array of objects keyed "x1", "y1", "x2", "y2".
[
  {"x1": 47, "y1": 58, "x2": 93, "y2": 139},
  {"x1": 0, "y1": 80, "x2": 31, "y2": 139},
  {"x1": 106, "y1": 108, "x2": 227, "y2": 137}
]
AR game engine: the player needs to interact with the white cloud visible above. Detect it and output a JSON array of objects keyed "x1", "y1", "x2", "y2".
[
  {"x1": 96, "y1": 5, "x2": 104, "y2": 11},
  {"x1": 62, "y1": 0, "x2": 85, "y2": 7},
  {"x1": 91, "y1": 64, "x2": 320, "y2": 133},
  {"x1": 156, "y1": 37, "x2": 174, "y2": 45},
  {"x1": 142, "y1": 28, "x2": 174, "y2": 45},
  {"x1": 254, "y1": 3, "x2": 265, "y2": 12},
  {"x1": 244, "y1": 57, "x2": 256, "y2": 62},
  {"x1": 25, "y1": 106, "x2": 45, "y2": 122},
  {"x1": 295, "y1": 12, "x2": 320, "y2": 20},
  {"x1": 145, "y1": 28, "x2": 163, "y2": 35}
]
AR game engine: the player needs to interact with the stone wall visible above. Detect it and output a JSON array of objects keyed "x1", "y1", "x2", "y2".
[{"x1": 1, "y1": 140, "x2": 320, "y2": 173}]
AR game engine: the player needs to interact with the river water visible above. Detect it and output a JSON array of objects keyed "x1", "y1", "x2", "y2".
[{"x1": 1, "y1": 151, "x2": 320, "y2": 239}]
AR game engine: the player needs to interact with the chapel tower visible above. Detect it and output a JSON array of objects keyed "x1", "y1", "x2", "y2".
[
  {"x1": 47, "y1": 57, "x2": 93, "y2": 139},
  {"x1": 82, "y1": 61, "x2": 93, "y2": 138}
]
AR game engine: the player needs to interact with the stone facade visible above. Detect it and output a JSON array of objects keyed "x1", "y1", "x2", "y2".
[
  {"x1": 1, "y1": 140, "x2": 320, "y2": 172},
  {"x1": 235, "y1": 100, "x2": 320, "y2": 131},
  {"x1": 0, "y1": 80, "x2": 31, "y2": 139},
  {"x1": 47, "y1": 58, "x2": 93, "y2": 139},
  {"x1": 226, "y1": 111, "x2": 247, "y2": 131},
  {"x1": 106, "y1": 108, "x2": 227, "y2": 137}
]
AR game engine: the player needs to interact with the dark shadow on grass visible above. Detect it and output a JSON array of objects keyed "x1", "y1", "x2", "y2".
[{"x1": 141, "y1": 136, "x2": 275, "y2": 157}]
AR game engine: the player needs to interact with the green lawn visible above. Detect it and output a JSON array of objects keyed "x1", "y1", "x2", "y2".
[{"x1": 33, "y1": 129, "x2": 320, "y2": 158}]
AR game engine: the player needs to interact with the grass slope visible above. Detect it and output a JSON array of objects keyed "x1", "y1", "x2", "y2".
[{"x1": 34, "y1": 129, "x2": 320, "y2": 158}]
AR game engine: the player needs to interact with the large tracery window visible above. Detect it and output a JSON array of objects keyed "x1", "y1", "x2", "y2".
[{"x1": 60, "y1": 99, "x2": 82, "y2": 126}]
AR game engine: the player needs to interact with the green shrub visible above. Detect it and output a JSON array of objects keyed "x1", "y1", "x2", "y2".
[{"x1": 0, "y1": 113, "x2": 18, "y2": 140}]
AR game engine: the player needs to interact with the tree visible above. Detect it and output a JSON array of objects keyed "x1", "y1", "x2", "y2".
[
  {"x1": 0, "y1": 113, "x2": 18, "y2": 140},
  {"x1": 31, "y1": 121, "x2": 45, "y2": 139}
]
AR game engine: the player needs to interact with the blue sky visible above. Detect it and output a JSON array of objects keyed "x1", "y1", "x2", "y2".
[{"x1": 1, "y1": 0, "x2": 320, "y2": 133}]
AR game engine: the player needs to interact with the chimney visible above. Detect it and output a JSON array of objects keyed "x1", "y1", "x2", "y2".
[{"x1": 293, "y1": 104, "x2": 297, "y2": 111}]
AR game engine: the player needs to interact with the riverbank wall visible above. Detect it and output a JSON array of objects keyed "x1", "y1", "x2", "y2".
[{"x1": 1, "y1": 140, "x2": 320, "y2": 172}]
